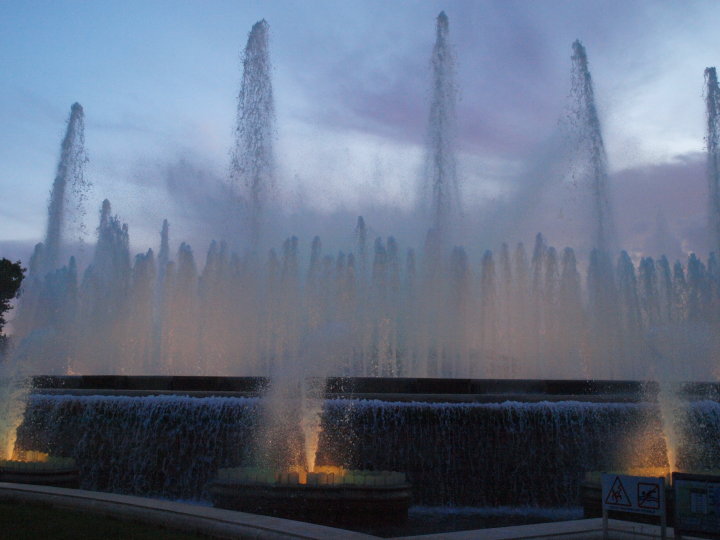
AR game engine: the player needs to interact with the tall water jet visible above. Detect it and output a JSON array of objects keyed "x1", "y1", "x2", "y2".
[
  {"x1": 231, "y1": 20, "x2": 275, "y2": 251},
  {"x1": 423, "y1": 11, "x2": 459, "y2": 242},
  {"x1": 569, "y1": 41, "x2": 616, "y2": 254},
  {"x1": 7, "y1": 17, "x2": 720, "y2": 523},
  {"x1": 705, "y1": 67, "x2": 720, "y2": 255},
  {"x1": 2, "y1": 102, "x2": 87, "y2": 457},
  {"x1": 73, "y1": 200, "x2": 131, "y2": 374},
  {"x1": 41, "y1": 103, "x2": 89, "y2": 276},
  {"x1": 151, "y1": 220, "x2": 170, "y2": 371}
]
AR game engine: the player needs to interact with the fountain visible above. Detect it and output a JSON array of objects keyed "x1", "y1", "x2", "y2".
[
  {"x1": 231, "y1": 19, "x2": 275, "y2": 251},
  {"x1": 707, "y1": 67, "x2": 720, "y2": 257},
  {"x1": 1, "y1": 10, "x2": 719, "y2": 533},
  {"x1": 424, "y1": 11, "x2": 459, "y2": 243},
  {"x1": 568, "y1": 40, "x2": 616, "y2": 255},
  {"x1": 208, "y1": 465, "x2": 411, "y2": 525},
  {"x1": 0, "y1": 450, "x2": 78, "y2": 488}
]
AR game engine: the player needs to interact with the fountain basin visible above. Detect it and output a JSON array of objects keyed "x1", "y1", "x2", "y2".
[
  {"x1": 208, "y1": 467, "x2": 411, "y2": 525},
  {"x1": 19, "y1": 384, "x2": 720, "y2": 506},
  {"x1": 0, "y1": 453, "x2": 78, "y2": 488}
]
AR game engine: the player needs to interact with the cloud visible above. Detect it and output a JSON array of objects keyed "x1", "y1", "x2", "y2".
[
  {"x1": 612, "y1": 153, "x2": 708, "y2": 259},
  {"x1": 4, "y1": 0, "x2": 720, "y2": 261},
  {"x1": 0, "y1": 240, "x2": 36, "y2": 265}
]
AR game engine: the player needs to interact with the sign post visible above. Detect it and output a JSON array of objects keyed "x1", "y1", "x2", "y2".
[
  {"x1": 601, "y1": 473, "x2": 666, "y2": 540},
  {"x1": 673, "y1": 472, "x2": 720, "y2": 540}
]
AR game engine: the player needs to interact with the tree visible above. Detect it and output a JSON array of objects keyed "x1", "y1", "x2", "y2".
[{"x1": 0, "y1": 258, "x2": 25, "y2": 351}]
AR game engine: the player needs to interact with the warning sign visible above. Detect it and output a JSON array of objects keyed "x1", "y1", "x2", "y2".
[
  {"x1": 673, "y1": 472, "x2": 720, "y2": 538},
  {"x1": 605, "y1": 476, "x2": 632, "y2": 507},
  {"x1": 601, "y1": 474, "x2": 665, "y2": 517},
  {"x1": 638, "y1": 482, "x2": 661, "y2": 510}
]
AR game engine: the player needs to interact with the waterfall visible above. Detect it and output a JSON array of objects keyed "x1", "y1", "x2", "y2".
[{"x1": 18, "y1": 393, "x2": 720, "y2": 506}]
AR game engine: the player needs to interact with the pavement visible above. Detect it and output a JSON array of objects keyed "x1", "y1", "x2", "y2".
[{"x1": 0, "y1": 482, "x2": 703, "y2": 539}]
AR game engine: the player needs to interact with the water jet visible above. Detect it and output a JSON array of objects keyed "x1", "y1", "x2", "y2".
[{"x1": 1, "y1": 11, "x2": 719, "y2": 536}]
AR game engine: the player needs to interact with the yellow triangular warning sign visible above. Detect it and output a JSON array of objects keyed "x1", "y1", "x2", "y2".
[{"x1": 604, "y1": 476, "x2": 632, "y2": 507}]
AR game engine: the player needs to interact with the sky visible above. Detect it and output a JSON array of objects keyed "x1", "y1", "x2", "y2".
[{"x1": 1, "y1": 0, "x2": 720, "y2": 264}]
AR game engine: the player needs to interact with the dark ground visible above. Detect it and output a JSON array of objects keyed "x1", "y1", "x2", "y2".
[{"x1": 0, "y1": 500, "x2": 203, "y2": 540}]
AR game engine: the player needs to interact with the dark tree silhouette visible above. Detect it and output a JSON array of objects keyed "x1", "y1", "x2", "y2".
[{"x1": 0, "y1": 258, "x2": 25, "y2": 351}]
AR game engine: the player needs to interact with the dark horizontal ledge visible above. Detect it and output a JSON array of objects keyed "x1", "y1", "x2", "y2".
[{"x1": 22, "y1": 376, "x2": 720, "y2": 402}]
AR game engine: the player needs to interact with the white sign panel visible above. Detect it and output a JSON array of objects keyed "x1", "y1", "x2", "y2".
[{"x1": 601, "y1": 474, "x2": 665, "y2": 517}]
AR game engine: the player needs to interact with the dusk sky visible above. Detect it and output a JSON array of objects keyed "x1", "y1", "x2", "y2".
[{"x1": 2, "y1": 0, "x2": 720, "y2": 263}]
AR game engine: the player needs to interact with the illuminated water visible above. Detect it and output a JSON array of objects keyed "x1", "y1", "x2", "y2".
[
  {"x1": 2, "y1": 12, "x2": 720, "y2": 497},
  {"x1": 16, "y1": 393, "x2": 720, "y2": 506}
]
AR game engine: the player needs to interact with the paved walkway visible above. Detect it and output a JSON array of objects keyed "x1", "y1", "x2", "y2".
[
  {"x1": 0, "y1": 482, "x2": 374, "y2": 539},
  {"x1": 0, "y1": 482, "x2": 701, "y2": 539},
  {"x1": 399, "y1": 518, "x2": 690, "y2": 539}
]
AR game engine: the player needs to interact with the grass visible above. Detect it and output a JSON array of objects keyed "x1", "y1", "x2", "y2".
[{"x1": 0, "y1": 499, "x2": 205, "y2": 539}]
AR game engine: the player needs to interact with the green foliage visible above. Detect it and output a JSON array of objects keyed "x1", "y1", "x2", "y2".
[{"x1": 0, "y1": 258, "x2": 25, "y2": 344}]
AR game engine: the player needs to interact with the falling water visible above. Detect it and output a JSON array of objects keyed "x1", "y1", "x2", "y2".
[
  {"x1": 40, "y1": 103, "x2": 89, "y2": 276},
  {"x1": 706, "y1": 67, "x2": 720, "y2": 255},
  {"x1": 231, "y1": 19, "x2": 275, "y2": 251},
  {"x1": 11, "y1": 22, "x2": 720, "y2": 388},
  {"x1": 17, "y1": 393, "x2": 720, "y2": 506},
  {"x1": 569, "y1": 41, "x2": 616, "y2": 255},
  {"x1": 7, "y1": 15, "x2": 720, "y2": 488},
  {"x1": 0, "y1": 368, "x2": 28, "y2": 459},
  {"x1": 18, "y1": 21, "x2": 696, "y2": 386},
  {"x1": 15, "y1": 205, "x2": 720, "y2": 383},
  {"x1": 424, "y1": 11, "x2": 459, "y2": 241},
  {"x1": 0, "y1": 103, "x2": 87, "y2": 457},
  {"x1": 152, "y1": 219, "x2": 170, "y2": 371}
]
